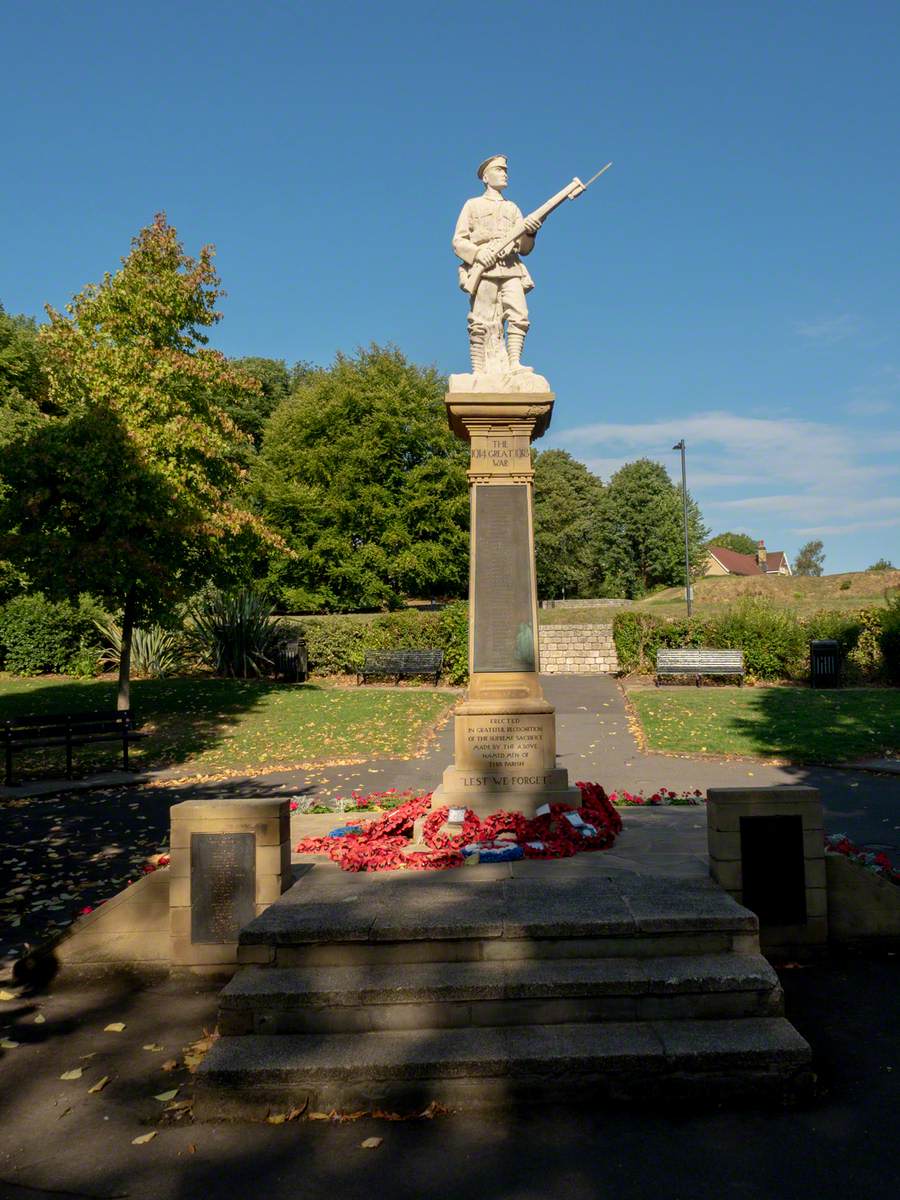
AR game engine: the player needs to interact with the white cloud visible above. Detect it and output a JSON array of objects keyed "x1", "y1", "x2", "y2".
[
  {"x1": 550, "y1": 409, "x2": 900, "y2": 540},
  {"x1": 794, "y1": 313, "x2": 859, "y2": 343}
]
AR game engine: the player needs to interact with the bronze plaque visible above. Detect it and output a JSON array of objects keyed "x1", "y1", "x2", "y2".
[
  {"x1": 190, "y1": 832, "x2": 256, "y2": 943},
  {"x1": 473, "y1": 485, "x2": 535, "y2": 673},
  {"x1": 740, "y1": 815, "x2": 807, "y2": 925}
]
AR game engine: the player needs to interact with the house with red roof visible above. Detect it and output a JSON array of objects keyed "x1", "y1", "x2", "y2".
[{"x1": 704, "y1": 540, "x2": 792, "y2": 577}]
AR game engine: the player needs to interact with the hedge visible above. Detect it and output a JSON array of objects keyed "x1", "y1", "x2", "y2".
[
  {"x1": 0, "y1": 593, "x2": 106, "y2": 676},
  {"x1": 613, "y1": 600, "x2": 891, "y2": 682},
  {"x1": 286, "y1": 601, "x2": 469, "y2": 684}
]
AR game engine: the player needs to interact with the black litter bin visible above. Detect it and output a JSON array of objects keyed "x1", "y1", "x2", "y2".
[
  {"x1": 810, "y1": 639, "x2": 841, "y2": 688},
  {"x1": 274, "y1": 640, "x2": 308, "y2": 682}
]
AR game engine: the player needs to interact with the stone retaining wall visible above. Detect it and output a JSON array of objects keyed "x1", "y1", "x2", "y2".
[
  {"x1": 539, "y1": 623, "x2": 619, "y2": 674},
  {"x1": 540, "y1": 598, "x2": 633, "y2": 609}
]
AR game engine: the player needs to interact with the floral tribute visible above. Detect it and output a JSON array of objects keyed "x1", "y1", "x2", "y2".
[
  {"x1": 825, "y1": 834, "x2": 899, "y2": 885},
  {"x1": 294, "y1": 782, "x2": 623, "y2": 873}
]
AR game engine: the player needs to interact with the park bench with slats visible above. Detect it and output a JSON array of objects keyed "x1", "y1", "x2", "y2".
[
  {"x1": 655, "y1": 648, "x2": 745, "y2": 687},
  {"x1": 357, "y1": 649, "x2": 444, "y2": 686},
  {"x1": 2, "y1": 710, "x2": 144, "y2": 786}
]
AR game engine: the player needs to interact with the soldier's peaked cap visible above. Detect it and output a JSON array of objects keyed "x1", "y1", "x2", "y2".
[{"x1": 477, "y1": 154, "x2": 508, "y2": 180}]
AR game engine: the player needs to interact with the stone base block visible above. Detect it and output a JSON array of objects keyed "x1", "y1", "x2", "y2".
[{"x1": 432, "y1": 765, "x2": 582, "y2": 818}]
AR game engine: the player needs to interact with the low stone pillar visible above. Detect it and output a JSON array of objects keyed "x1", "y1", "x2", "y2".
[
  {"x1": 169, "y1": 798, "x2": 291, "y2": 972},
  {"x1": 707, "y1": 786, "x2": 827, "y2": 955}
]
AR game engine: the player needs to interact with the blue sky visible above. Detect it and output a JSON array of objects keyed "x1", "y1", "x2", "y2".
[{"x1": 3, "y1": 1, "x2": 898, "y2": 572}]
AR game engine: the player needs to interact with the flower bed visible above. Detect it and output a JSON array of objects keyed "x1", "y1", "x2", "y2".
[
  {"x1": 290, "y1": 785, "x2": 705, "y2": 815},
  {"x1": 607, "y1": 787, "x2": 704, "y2": 807},
  {"x1": 294, "y1": 782, "x2": 623, "y2": 872},
  {"x1": 825, "y1": 834, "x2": 899, "y2": 885}
]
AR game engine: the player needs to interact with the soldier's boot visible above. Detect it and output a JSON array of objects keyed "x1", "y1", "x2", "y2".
[
  {"x1": 469, "y1": 332, "x2": 486, "y2": 374},
  {"x1": 506, "y1": 331, "x2": 533, "y2": 373}
]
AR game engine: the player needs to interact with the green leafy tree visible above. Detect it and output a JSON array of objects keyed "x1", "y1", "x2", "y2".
[
  {"x1": 794, "y1": 539, "x2": 825, "y2": 577},
  {"x1": 708, "y1": 531, "x2": 757, "y2": 557},
  {"x1": 253, "y1": 346, "x2": 469, "y2": 611},
  {"x1": 0, "y1": 214, "x2": 275, "y2": 706},
  {"x1": 866, "y1": 558, "x2": 895, "y2": 571},
  {"x1": 594, "y1": 458, "x2": 708, "y2": 598},
  {"x1": 0, "y1": 304, "x2": 48, "y2": 600},
  {"x1": 533, "y1": 449, "x2": 605, "y2": 599},
  {"x1": 226, "y1": 357, "x2": 293, "y2": 448}
]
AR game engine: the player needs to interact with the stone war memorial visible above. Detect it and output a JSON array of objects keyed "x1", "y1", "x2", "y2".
[
  {"x1": 431, "y1": 155, "x2": 612, "y2": 820},
  {"x1": 56, "y1": 155, "x2": 820, "y2": 1118}
]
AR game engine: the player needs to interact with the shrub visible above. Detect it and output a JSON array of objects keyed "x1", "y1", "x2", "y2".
[
  {"x1": 879, "y1": 592, "x2": 900, "y2": 685},
  {"x1": 438, "y1": 601, "x2": 469, "y2": 684},
  {"x1": 289, "y1": 604, "x2": 469, "y2": 683},
  {"x1": 706, "y1": 600, "x2": 807, "y2": 680},
  {"x1": 189, "y1": 589, "x2": 281, "y2": 678},
  {"x1": 0, "y1": 593, "x2": 105, "y2": 675},
  {"x1": 95, "y1": 615, "x2": 189, "y2": 679}
]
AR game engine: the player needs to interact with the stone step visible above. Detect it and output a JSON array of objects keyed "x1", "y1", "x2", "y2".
[
  {"x1": 238, "y1": 873, "x2": 760, "y2": 967},
  {"x1": 194, "y1": 1018, "x2": 812, "y2": 1118},
  {"x1": 218, "y1": 954, "x2": 783, "y2": 1035}
]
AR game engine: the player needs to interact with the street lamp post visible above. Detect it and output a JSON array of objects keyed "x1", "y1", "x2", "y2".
[{"x1": 672, "y1": 439, "x2": 692, "y2": 617}]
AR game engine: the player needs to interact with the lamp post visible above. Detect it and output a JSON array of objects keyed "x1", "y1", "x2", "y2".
[{"x1": 672, "y1": 439, "x2": 692, "y2": 617}]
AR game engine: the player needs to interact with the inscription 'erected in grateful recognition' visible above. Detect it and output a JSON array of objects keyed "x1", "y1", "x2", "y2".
[
  {"x1": 190, "y1": 832, "x2": 256, "y2": 943},
  {"x1": 473, "y1": 484, "x2": 535, "y2": 672},
  {"x1": 465, "y1": 713, "x2": 544, "y2": 768}
]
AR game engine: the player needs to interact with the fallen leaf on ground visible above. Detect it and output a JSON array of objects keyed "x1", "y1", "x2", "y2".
[
  {"x1": 161, "y1": 1058, "x2": 179, "y2": 1071},
  {"x1": 132, "y1": 1131, "x2": 157, "y2": 1145},
  {"x1": 1, "y1": 1039, "x2": 20, "y2": 1049},
  {"x1": 104, "y1": 1022, "x2": 126, "y2": 1032},
  {"x1": 154, "y1": 1088, "x2": 179, "y2": 1102},
  {"x1": 33, "y1": 1013, "x2": 46, "y2": 1024},
  {"x1": 0, "y1": 989, "x2": 18, "y2": 1001},
  {"x1": 143, "y1": 1043, "x2": 164, "y2": 1051},
  {"x1": 88, "y1": 1075, "x2": 110, "y2": 1094},
  {"x1": 287, "y1": 1104, "x2": 307, "y2": 1120},
  {"x1": 307, "y1": 1111, "x2": 330, "y2": 1120},
  {"x1": 60, "y1": 1068, "x2": 84, "y2": 1080},
  {"x1": 267, "y1": 1113, "x2": 286, "y2": 1125},
  {"x1": 360, "y1": 1137, "x2": 383, "y2": 1149}
]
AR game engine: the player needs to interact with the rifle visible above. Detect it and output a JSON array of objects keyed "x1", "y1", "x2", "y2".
[{"x1": 462, "y1": 162, "x2": 612, "y2": 296}]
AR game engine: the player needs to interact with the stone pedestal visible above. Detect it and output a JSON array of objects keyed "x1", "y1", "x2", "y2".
[
  {"x1": 169, "y1": 799, "x2": 292, "y2": 972},
  {"x1": 706, "y1": 787, "x2": 827, "y2": 957},
  {"x1": 432, "y1": 387, "x2": 581, "y2": 818}
]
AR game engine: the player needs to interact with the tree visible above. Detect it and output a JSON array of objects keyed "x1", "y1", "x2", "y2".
[
  {"x1": 594, "y1": 458, "x2": 708, "y2": 598},
  {"x1": 794, "y1": 539, "x2": 825, "y2": 577},
  {"x1": 0, "y1": 304, "x2": 47, "y2": 600},
  {"x1": 0, "y1": 215, "x2": 274, "y2": 706},
  {"x1": 226, "y1": 357, "x2": 293, "y2": 449},
  {"x1": 252, "y1": 346, "x2": 469, "y2": 610},
  {"x1": 867, "y1": 558, "x2": 895, "y2": 571},
  {"x1": 708, "y1": 531, "x2": 757, "y2": 557},
  {"x1": 532, "y1": 449, "x2": 605, "y2": 599}
]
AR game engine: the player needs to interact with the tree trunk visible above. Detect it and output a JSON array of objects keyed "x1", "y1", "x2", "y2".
[{"x1": 117, "y1": 586, "x2": 136, "y2": 712}]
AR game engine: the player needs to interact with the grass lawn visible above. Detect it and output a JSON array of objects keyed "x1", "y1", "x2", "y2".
[
  {"x1": 0, "y1": 676, "x2": 456, "y2": 780},
  {"x1": 626, "y1": 685, "x2": 900, "y2": 763}
]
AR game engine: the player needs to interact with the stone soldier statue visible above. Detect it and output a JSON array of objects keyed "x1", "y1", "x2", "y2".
[{"x1": 452, "y1": 155, "x2": 543, "y2": 376}]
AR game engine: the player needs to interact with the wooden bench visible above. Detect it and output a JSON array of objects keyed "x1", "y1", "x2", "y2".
[
  {"x1": 655, "y1": 648, "x2": 745, "y2": 686},
  {"x1": 357, "y1": 649, "x2": 444, "y2": 686},
  {"x1": 2, "y1": 710, "x2": 144, "y2": 786}
]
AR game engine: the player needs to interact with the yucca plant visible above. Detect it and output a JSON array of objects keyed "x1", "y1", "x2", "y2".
[
  {"x1": 95, "y1": 616, "x2": 188, "y2": 679},
  {"x1": 188, "y1": 589, "x2": 281, "y2": 678}
]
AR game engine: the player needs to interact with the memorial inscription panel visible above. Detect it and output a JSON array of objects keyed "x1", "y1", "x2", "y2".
[
  {"x1": 464, "y1": 713, "x2": 544, "y2": 767},
  {"x1": 473, "y1": 484, "x2": 535, "y2": 672},
  {"x1": 190, "y1": 832, "x2": 256, "y2": 943},
  {"x1": 471, "y1": 435, "x2": 531, "y2": 475}
]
